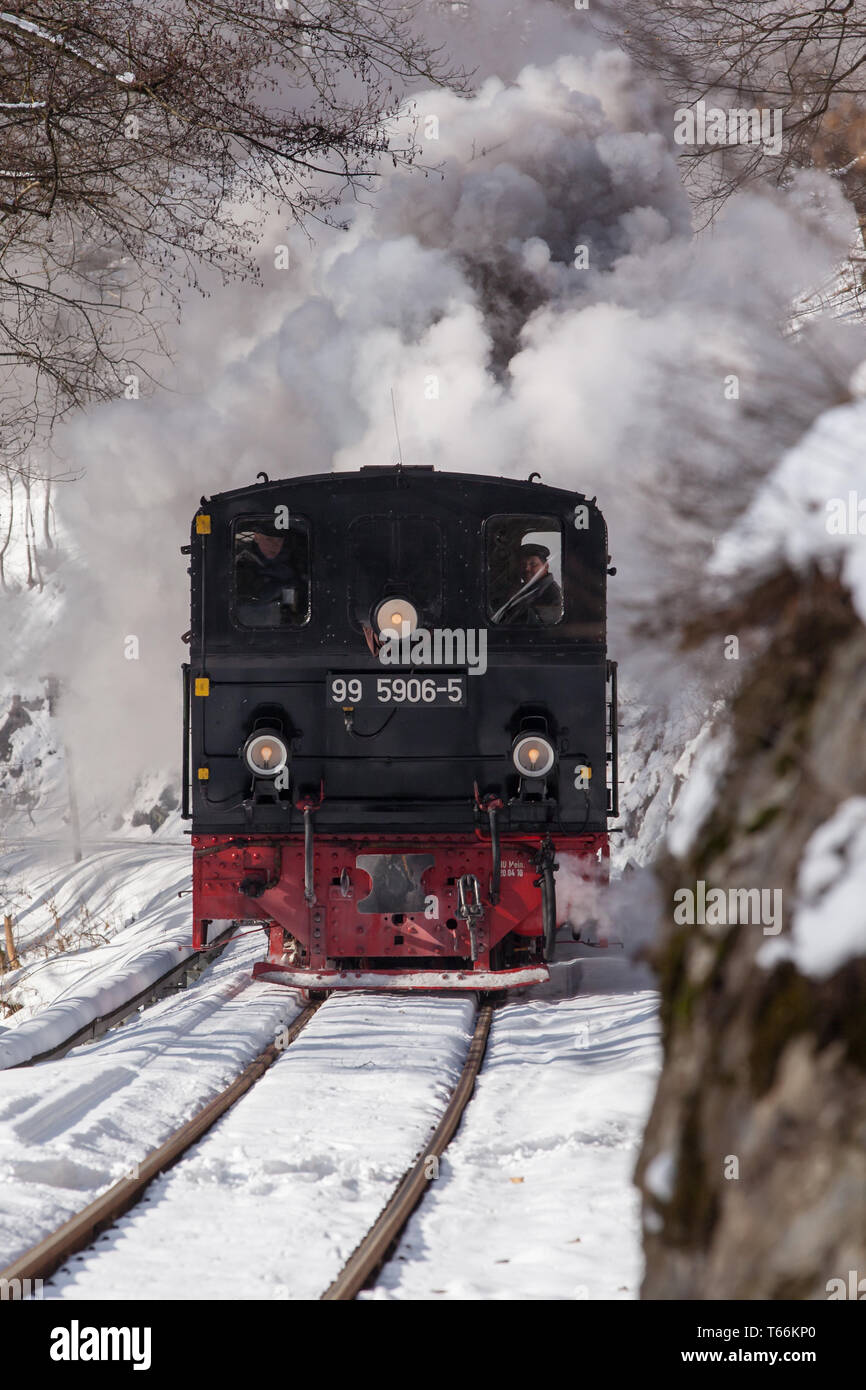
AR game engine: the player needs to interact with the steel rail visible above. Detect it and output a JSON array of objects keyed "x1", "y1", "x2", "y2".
[
  {"x1": 321, "y1": 1003, "x2": 493, "y2": 1300},
  {"x1": 0, "y1": 1002, "x2": 320, "y2": 1288},
  {"x1": 6, "y1": 926, "x2": 238, "y2": 1069}
]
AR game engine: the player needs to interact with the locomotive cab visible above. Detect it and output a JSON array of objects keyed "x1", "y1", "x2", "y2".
[{"x1": 183, "y1": 466, "x2": 617, "y2": 991}]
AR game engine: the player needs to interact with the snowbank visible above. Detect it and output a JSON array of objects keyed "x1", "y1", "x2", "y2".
[
  {"x1": 760, "y1": 796, "x2": 866, "y2": 979},
  {"x1": 711, "y1": 394, "x2": 866, "y2": 625}
]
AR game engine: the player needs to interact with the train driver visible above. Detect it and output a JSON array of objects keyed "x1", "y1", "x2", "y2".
[
  {"x1": 492, "y1": 542, "x2": 562, "y2": 625},
  {"x1": 235, "y1": 520, "x2": 308, "y2": 626}
]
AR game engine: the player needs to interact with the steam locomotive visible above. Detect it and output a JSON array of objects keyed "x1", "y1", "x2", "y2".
[{"x1": 182, "y1": 465, "x2": 618, "y2": 992}]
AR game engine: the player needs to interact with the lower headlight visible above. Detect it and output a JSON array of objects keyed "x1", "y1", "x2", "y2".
[
  {"x1": 512, "y1": 733, "x2": 555, "y2": 777},
  {"x1": 243, "y1": 731, "x2": 289, "y2": 776}
]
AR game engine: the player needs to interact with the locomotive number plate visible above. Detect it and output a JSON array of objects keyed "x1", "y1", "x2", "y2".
[{"x1": 327, "y1": 673, "x2": 466, "y2": 707}]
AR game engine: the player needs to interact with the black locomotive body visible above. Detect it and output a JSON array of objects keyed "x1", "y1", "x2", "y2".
[{"x1": 184, "y1": 465, "x2": 617, "y2": 991}]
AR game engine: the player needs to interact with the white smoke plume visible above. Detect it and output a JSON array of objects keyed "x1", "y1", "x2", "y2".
[{"x1": 4, "y1": 0, "x2": 863, "y2": 821}]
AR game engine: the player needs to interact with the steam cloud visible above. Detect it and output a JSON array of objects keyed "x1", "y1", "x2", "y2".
[{"x1": 6, "y1": 0, "x2": 862, "y2": 825}]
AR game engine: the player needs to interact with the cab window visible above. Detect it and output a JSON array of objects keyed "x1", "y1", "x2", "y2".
[
  {"x1": 349, "y1": 516, "x2": 442, "y2": 629},
  {"x1": 233, "y1": 516, "x2": 310, "y2": 627},
  {"x1": 487, "y1": 515, "x2": 563, "y2": 626}
]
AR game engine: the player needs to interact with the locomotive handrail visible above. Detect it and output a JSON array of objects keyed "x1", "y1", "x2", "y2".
[
  {"x1": 607, "y1": 659, "x2": 619, "y2": 818},
  {"x1": 181, "y1": 662, "x2": 191, "y2": 820}
]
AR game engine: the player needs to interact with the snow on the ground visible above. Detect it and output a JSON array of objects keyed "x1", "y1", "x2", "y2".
[
  {"x1": 1, "y1": 837, "x2": 188, "y2": 974},
  {"x1": 710, "y1": 393, "x2": 866, "y2": 624},
  {"x1": 0, "y1": 838, "x2": 199, "y2": 1064},
  {"x1": 366, "y1": 957, "x2": 660, "y2": 1301},
  {"x1": 759, "y1": 796, "x2": 866, "y2": 979},
  {"x1": 0, "y1": 925, "x2": 192, "y2": 1069},
  {"x1": 43, "y1": 991, "x2": 476, "y2": 1301},
  {"x1": 0, "y1": 934, "x2": 304, "y2": 1271}
]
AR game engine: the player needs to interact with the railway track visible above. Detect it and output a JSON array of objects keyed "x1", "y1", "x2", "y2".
[
  {"x1": 0, "y1": 997, "x2": 494, "y2": 1300},
  {"x1": 0, "y1": 1003, "x2": 321, "y2": 1289},
  {"x1": 6, "y1": 925, "x2": 236, "y2": 1068},
  {"x1": 322, "y1": 1003, "x2": 493, "y2": 1299}
]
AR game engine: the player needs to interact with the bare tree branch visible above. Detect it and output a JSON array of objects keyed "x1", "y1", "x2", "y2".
[
  {"x1": 0, "y1": 0, "x2": 465, "y2": 470},
  {"x1": 607, "y1": 1, "x2": 866, "y2": 223}
]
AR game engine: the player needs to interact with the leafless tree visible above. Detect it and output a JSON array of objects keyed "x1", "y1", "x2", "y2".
[
  {"x1": 19, "y1": 458, "x2": 42, "y2": 587},
  {"x1": 610, "y1": 2, "x2": 866, "y2": 223},
  {"x1": 0, "y1": 472, "x2": 14, "y2": 589},
  {"x1": 0, "y1": 1, "x2": 463, "y2": 470}
]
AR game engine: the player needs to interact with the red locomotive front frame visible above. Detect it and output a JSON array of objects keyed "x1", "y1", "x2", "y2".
[{"x1": 193, "y1": 831, "x2": 608, "y2": 991}]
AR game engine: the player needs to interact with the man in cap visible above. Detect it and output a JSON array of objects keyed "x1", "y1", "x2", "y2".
[
  {"x1": 235, "y1": 520, "x2": 307, "y2": 626},
  {"x1": 492, "y1": 542, "x2": 562, "y2": 625}
]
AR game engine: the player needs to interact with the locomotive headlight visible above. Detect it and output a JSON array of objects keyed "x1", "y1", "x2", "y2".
[
  {"x1": 243, "y1": 730, "x2": 289, "y2": 777},
  {"x1": 512, "y1": 733, "x2": 555, "y2": 778},
  {"x1": 375, "y1": 597, "x2": 418, "y2": 637}
]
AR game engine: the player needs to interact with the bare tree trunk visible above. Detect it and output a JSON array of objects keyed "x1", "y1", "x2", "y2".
[
  {"x1": 0, "y1": 472, "x2": 14, "y2": 592},
  {"x1": 42, "y1": 474, "x2": 54, "y2": 549},
  {"x1": 22, "y1": 473, "x2": 34, "y2": 589},
  {"x1": 0, "y1": 475, "x2": 14, "y2": 592},
  {"x1": 3, "y1": 915, "x2": 18, "y2": 971},
  {"x1": 21, "y1": 469, "x2": 43, "y2": 591},
  {"x1": 64, "y1": 743, "x2": 83, "y2": 865}
]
